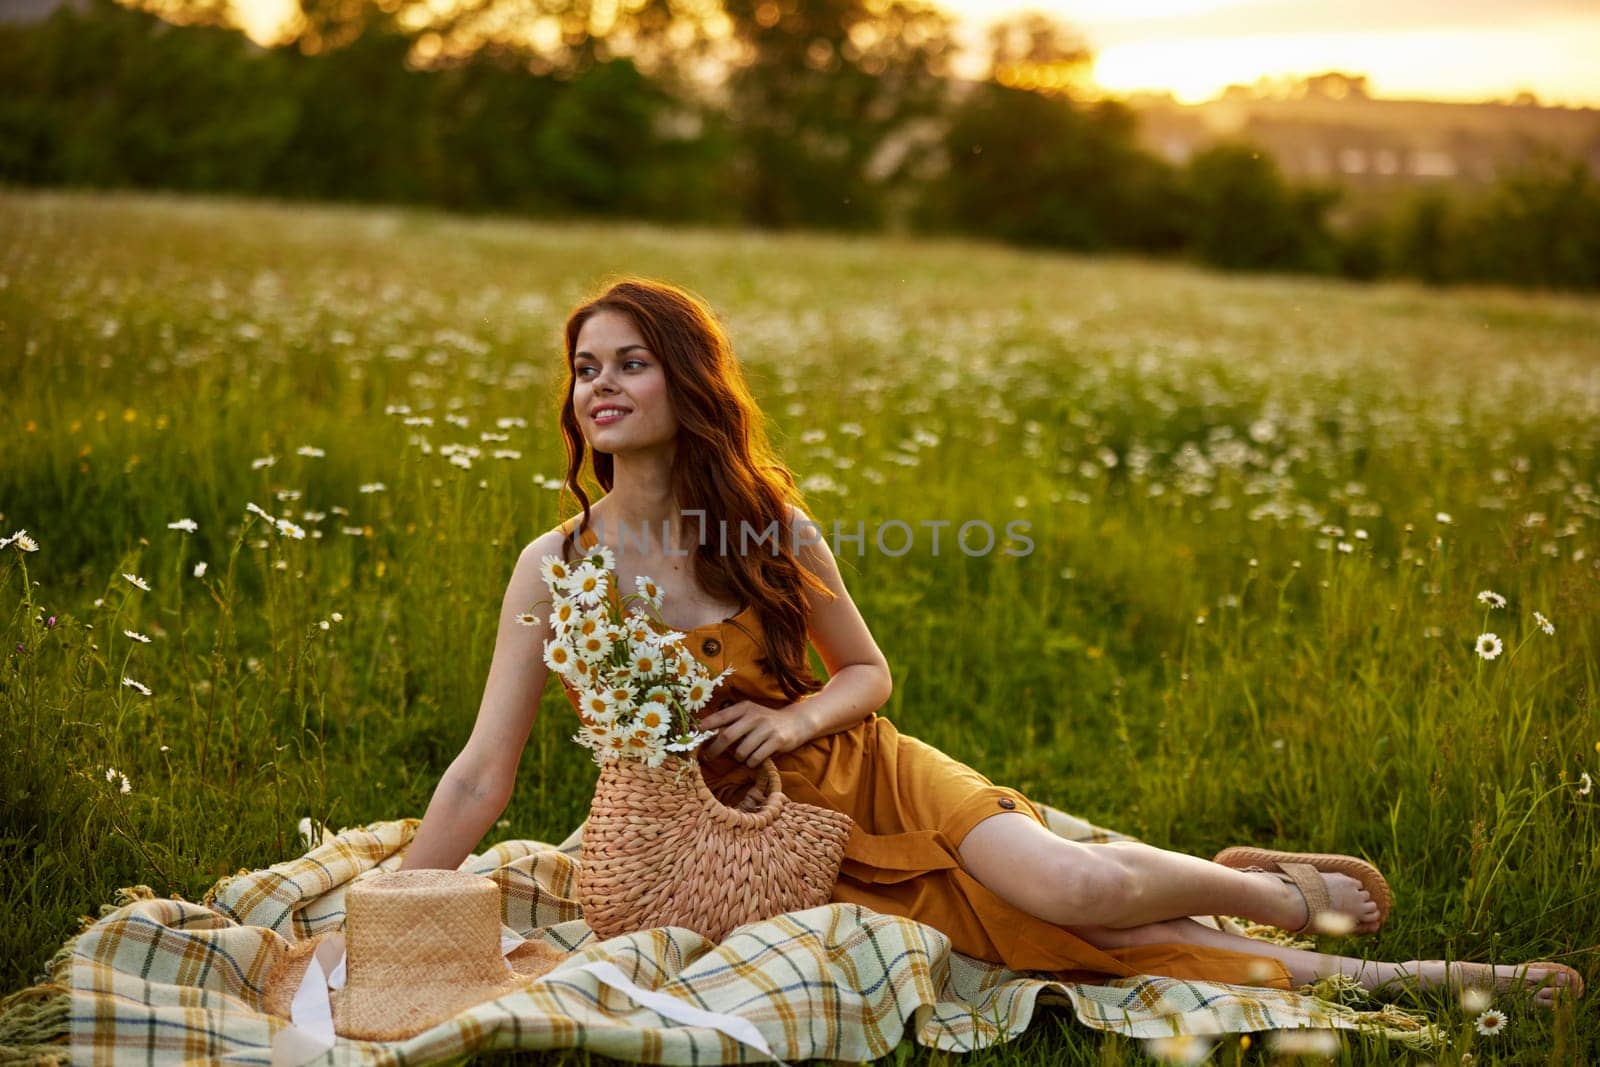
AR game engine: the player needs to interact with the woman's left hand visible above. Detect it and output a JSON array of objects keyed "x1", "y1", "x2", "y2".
[{"x1": 698, "y1": 700, "x2": 808, "y2": 767}]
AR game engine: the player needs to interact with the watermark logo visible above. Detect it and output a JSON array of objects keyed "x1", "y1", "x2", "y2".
[{"x1": 580, "y1": 513, "x2": 1034, "y2": 558}]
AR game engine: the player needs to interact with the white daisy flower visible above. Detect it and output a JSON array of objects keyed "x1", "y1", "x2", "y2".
[
  {"x1": 515, "y1": 611, "x2": 539, "y2": 627},
  {"x1": 3, "y1": 529, "x2": 40, "y2": 552},
  {"x1": 274, "y1": 518, "x2": 307, "y2": 539},
  {"x1": 540, "y1": 555, "x2": 574, "y2": 590},
  {"x1": 118, "y1": 773, "x2": 132, "y2": 795},
  {"x1": 577, "y1": 688, "x2": 619, "y2": 725},
  {"x1": 665, "y1": 729, "x2": 718, "y2": 753},
  {"x1": 1336, "y1": 541, "x2": 1353, "y2": 554},
  {"x1": 634, "y1": 574, "x2": 663, "y2": 609},
  {"x1": 587, "y1": 544, "x2": 617, "y2": 573},
  {"x1": 296, "y1": 445, "x2": 326, "y2": 458},
  {"x1": 549, "y1": 595, "x2": 581, "y2": 633},
  {"x1": 1477, "y1": 590, "x2": 1507, "y2": 609},
  {"x1": 123, "y1": 629, "x2": 151, "y2": 643},
  {"x1": 330, "y1": 612, "x2": 343, "y2": 622},
  {"x1": 122, "y1": 573, "x2": 151, "y2": 591},
  {"x1": 251, "y1": 455, "x2": 277, "y2": 470},
  {"x1": 637, "y1": 700, "x2": 672, "y2": 737},
  {"x1": 568, "y1": 562, "x2": 609, "y2": 609},
  {"x1": 572, "y1": 623, "x2": 613, "y2": 664},
  {"x1": 542, "y1": 639, "x2": 578, "y2": 675},
  {"x1": 244, "y1": 501, "x2": 275, "y2": 521},
  {"x1": 105, "y1": 766, "x2": 117, "y2": 782},
  {"x1": 1534, "y1": 610, "x2": 1554, "y2": 636},
  {"x1": 1435, "y1": 511, "x2": 1453, "y2": 524},
  {"x1": 1475, "y1": 633, "x2": 1503, "y2": 660},
  {"x1": 1473, "y1": 1008, "x2": 1507, "y2": 1036},
  {"x1": 1577, "y1": 772, "x2": 1592, "y2": 797},
  {"x1": 122, "y1": 676, "x2": 152, "y2": 696},
  {"x1": 1459, "y1": 986, "x2": 1493, "y2": 1013},
  {"x1": 166, "y1": 518, "x2": 198, "y2": 533},
  {"x1": 358, "y1": 482, "x2": 386, "y2": 494},
  {"x1": 193, "y1": 561, "x2": 208, "y2": 578}
]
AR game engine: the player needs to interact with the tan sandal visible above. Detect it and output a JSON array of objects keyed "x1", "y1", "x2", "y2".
[{"x1": 1213, "y1": 846, "x2": 1393, "y2": 935}]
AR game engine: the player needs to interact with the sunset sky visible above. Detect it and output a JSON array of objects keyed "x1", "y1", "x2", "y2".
[{"x1": 228, "y1": 0, "x2": 1600, "y2": 107}]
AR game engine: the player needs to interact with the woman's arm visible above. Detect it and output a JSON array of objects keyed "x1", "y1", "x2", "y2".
[
  {"x1": 701, "y1": 506, "x2": 892, "y2": 764},
  {"x1": 400, "y1": 529, "x2": 562, "y2": 871}
]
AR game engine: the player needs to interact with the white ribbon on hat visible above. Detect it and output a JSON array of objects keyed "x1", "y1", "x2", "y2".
[
  {"x1": 550, "y1": 958, "x2": 791, "y2": 1067},
  {"x1": 271, "y1": 926, "x2": 788, "y2": 1066},
  {"x1": 269, "y1": 925, "x2": 526, "y2": 1066}
]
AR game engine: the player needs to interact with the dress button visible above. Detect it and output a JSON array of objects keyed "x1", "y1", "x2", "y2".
[
  {"x1": 701, "y1": 638, "x2": 721, "y2": 656},
  {"x1": 997, "y1": 798, "x2": 1016, "y2": 810}
]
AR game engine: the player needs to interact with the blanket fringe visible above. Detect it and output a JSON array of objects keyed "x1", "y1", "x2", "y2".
[
  {"x1": 0, "y1": 981, "x2": 70, "y2": 1065},
  {"x1": 1296, "y1": 974, "x2": 1447, "y2": 1051}
]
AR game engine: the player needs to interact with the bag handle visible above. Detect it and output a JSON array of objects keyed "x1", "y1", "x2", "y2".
[{"x1": 691, "y1": 757, "x2": 786, "y2": 830}]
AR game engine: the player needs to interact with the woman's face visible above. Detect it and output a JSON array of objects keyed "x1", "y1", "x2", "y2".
[{"x1": 572, "y1": 309, "x2": 678, "y2": 455}]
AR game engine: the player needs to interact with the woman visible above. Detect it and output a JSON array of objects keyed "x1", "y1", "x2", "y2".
[{"x1": 401, "y1": 277, "x2": 1580, "y2": 1006}]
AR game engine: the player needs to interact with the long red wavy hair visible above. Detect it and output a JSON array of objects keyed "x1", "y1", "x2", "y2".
[{"x1": 555, "y1": 277, "x2": 834, "y2": 703}]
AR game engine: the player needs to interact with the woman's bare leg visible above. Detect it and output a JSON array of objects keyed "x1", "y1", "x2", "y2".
[
  {"x1": 1070, "y1": 917, "x2": 1580, "y2": 1007},
  {"x1": 957, "y1": 812, "x2": 1380, "y2": 932}
]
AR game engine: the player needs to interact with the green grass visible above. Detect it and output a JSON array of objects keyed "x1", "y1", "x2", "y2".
[{"x1": 2, "y1": 186, "x2": 1597, "y2": 1064}]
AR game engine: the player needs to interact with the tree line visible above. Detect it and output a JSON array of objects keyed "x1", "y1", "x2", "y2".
[{"x1": 2, "y1": 0, "x2": 1597, "y2": 291}]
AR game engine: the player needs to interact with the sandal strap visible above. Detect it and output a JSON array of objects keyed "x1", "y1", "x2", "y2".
[{"x1": 1278, "y1": 861, "x2": 1331, "y2": 933}]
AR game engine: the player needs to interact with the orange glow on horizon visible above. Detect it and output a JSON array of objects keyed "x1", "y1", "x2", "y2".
[{"x1": 225, "y1": 0, "x2": 1600, "y2": 108}]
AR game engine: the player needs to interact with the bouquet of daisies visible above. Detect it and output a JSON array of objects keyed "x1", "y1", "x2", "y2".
[{"x1": 533, "y1": 542, "x2": 733, "y2": 768}]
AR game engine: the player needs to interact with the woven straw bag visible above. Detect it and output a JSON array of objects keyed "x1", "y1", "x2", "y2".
[{"x1": 578, "y1": 753, "x2": 854, "y2": 943}]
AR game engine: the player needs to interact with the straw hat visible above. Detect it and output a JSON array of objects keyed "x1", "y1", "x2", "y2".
[{"x1": 259, "y1": 868, "x2": 569, "y2": 1041}]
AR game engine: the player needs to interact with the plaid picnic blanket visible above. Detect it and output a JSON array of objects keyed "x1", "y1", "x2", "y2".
[{"x1": 47, "y1": 803, "x2": 1439, "y2": 1065}]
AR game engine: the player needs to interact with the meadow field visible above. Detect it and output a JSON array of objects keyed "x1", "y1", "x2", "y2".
[{"x1": 2, "y1": 187, "x2": 1597, "y2": 1064}]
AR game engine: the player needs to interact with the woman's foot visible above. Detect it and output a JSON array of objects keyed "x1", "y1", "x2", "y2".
[
  {"x1": 1371, "y1": 960, "x2": 1584, "y2": 1009},
  {"x1": 1251, "y1": 868, "x2": 1383, "y2": 936},
  {"x1": 1213, "y1": 848, "x2": 1391, "y2": 935}
]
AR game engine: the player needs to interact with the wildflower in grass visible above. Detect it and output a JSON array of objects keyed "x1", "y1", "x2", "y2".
[
  {"x1": 118, "y1": 773, "x2": 131, "y2": 794},
  {"x1": 122, "y1": 573, "x2": 151, "y2": 591},
  {"x1": 245, "y1": 501, "x2": 274, "y2": 522},
  {"x1": 123, "y1": 629, "x2": 151, "y2": 644},
  {"x1": 274, "y1": 517, "x2": 307, "y2": 539},
  {"x1": 296, "y1": 445, "x2": 326, "y2": 458},
  {"x1": 359, "y1": 482, "x2": 386, "y2": 493},
  {"x1": 1336, "y1": 541, "x2": 1353, "y2": 553},
  {"x1": 318, "y1": 620, "x2": 330, "y2": 631},
  {"x1": 1266, "y1": 1029, "x2": 1339, "y2": 1055},
  {"x1": 122, "y1": 676, "x2": 151, "y2": 696},
  {"x1": 340, "y1": 526, "x2": 365, "y2": 536},
  {"x1": 1474, "y1": 1009, "x2": 1507, "y2": 1036},
  {"x1": 492, "y1": 449, "x2": 522, "y2": 460},
  {"x1": 331, "y1": 612, "x2": 343, "y2": 622},
  {"x1": 1578, "y1": 772, "x2": 1592, "y2": 797},
  {"x1": 1140, "y1": 1035, "x2": 1213, "y2": 1064},
  {"x1": 1477, "y1": 590, "x2": 1506, "y2": 609},
  {"x1": 251, "y1": 455, "x2": 277, "y2": 469},
  {"x1": 1436, "y1": 512, "x2": 1453, "y2": 524},
  {"x1": 1534, "y1": 611, "x2": 1554, "y2": 636},
  {"x1": 1475, "y1": 633, "x2": 1503, "y2": 660},
  {"x1": 2, "y1": 529, "x2": 40, "y2": 551},
  {"x1": 1460, "y1": 986, "x2": 1493, "y2": 1013},
  {"x1": 1354, "y1": 529, "x2": 1368, "y2": 540},
  {"x1": 166, "y1": 518, "x2": 198, "y2": 533},
  {"x1": 193, "y1": 561, "x2": 208, "y2": 577}
]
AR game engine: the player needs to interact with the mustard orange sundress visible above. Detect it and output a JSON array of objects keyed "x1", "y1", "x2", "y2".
[{"x1": 556, "y1": 517, "x2": 1292, "y2": 990}]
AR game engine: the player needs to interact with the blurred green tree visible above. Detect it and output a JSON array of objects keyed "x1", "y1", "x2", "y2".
[
  {"x1": 1184, "y1": 142, "x2": 1341, "y2": 273},
  {"x1": 720, "y1": 0, "x2": 958, "y2": 228}
]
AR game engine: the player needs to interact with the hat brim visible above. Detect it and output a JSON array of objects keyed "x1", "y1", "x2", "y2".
[{"x1": 260, "y1": 930, "x2": 569, "y2": 1042}]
